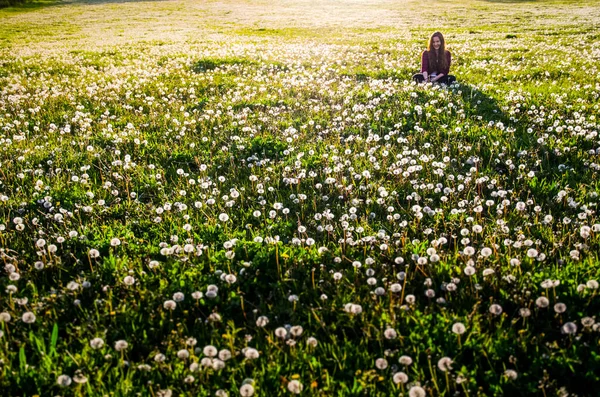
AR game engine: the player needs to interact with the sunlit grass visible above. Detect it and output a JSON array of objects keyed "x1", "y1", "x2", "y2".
[{"x1": 1, "y1": 0, "x2": 600, "y2": 396}]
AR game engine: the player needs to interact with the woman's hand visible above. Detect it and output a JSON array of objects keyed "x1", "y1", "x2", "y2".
[
  {"x1": 431, "y1": 74, "x2": 444, "y2": 82},
  {"x1": 422, "y1": 72, "x2": 428, "y2": 82}
]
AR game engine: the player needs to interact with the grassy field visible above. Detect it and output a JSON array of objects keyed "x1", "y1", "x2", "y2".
[{"x1": 1, "y1": 0, "x2": 600, "y2": 395}]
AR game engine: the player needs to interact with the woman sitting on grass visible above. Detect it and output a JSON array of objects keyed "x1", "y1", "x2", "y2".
[{"x1": 413, "y1": 32, "x2": 456, "y2": 85}]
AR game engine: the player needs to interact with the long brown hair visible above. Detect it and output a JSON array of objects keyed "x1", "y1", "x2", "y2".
[{"x1": 427, "y1": 32, "x2": 448, "y2": 73}]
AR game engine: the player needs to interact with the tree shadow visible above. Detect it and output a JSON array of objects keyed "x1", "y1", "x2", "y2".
[
  {"x1": 1, "y1": 0, "x2": 168, "y2": 10},
  {"x1": 0, "y1": 0, "x2": 57, "y2": 10},
  {"x1": 453, "y1": 83, "x2": 509, "y2": 126}
]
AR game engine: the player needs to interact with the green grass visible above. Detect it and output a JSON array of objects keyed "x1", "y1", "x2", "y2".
[{"x1": 1, "y1": 0, "x2": 600, "y2": 396}]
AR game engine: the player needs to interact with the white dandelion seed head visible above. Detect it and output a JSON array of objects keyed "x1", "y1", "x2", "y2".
[
  {"x1": 287, "y1": 380, "x2": 303, "y2": 394},
  {"x1": 451, "y1": 322, "x2": 466, "y2": 335},
  {"x1": 218, "y1": 349, "x2": 232, "y2": 361},
  {"x1": 244, "y1": 347, "x2": 259, "y2": 360},
  {"x1": 275, "y1": 327, "x2": 288, "y2": 339},
  {"x1": 409, "y1": 386, "x2": 426, "y2": 397},
  {"x1": 57, "y1": 374, "x2": 72, "y2": 387},
  {"x1": 203, "y1": 345, "x2": 218, "y2": 357},
  {"x1": 375, "y1": 358, "x2": 388, "y2": 370},
  {"x1": 90, "y1": 337, "x2": 104, "y2": 349},
  {"x1": 22, "y1": 312, "x2": 36, "y2": 324},
  {"x1": 504, "y1": 369, "x2": 518, "y2": 380},
  {"x1": 562, "y1": 322, "x2": 577, "y2": 335},
  {"x1": 393, "y1": 371, "x2": 409, "y2": 384},
  {"x1": 256, "y1": 315, "x2": 269, "y2": 327},
  {"x1": 398, "y1": 355, "x2": 413, "y2": 366},
  {"x1": 536, "y1": 296, "x2": 549, "y2": 308},
  {"x1": 114, "y1": 340, "x2": 129, "y2": 351},
  {"x1": 437, "y1": 357, "x2": 453, "y2": 371},
  {"x1": 489, "y1": 304, "x2": 503, "y2": 315},
  {"x1": 239, "y1": 383, "x2": 255, "y2": 397},
  {"x1": 384, "y1": 328, "x2": 397, "y2": 339}
]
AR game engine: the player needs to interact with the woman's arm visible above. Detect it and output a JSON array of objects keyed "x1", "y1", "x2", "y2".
[{"x1": 421, "y1": 51, "x2": 428, "y2": 81}]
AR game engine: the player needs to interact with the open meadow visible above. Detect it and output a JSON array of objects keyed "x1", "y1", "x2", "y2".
[{"x1": 1, "y1": 0, "x2": 600, "y2": 395}]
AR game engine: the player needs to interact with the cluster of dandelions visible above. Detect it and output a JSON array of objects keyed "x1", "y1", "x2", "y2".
[{"x1": 1, "y1": 28, "x2": 600, "y2": 395}]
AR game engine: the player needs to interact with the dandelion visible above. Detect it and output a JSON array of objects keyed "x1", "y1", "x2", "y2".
[
  {"x1": 504, "y1": 369, "x2": 518, "y2": 380},
  {"x1": 489, "y1": 304, "x2": 503, "y2": 315},
  {"x1": 287, "y1": 380, "x2": 303, "y2": 394},
  {"x1": 561, "y1": 322, "x2": 577, "y2": 335},
  {"x1": 375, "y1": 358, "x2": 388, "y2": 369},
  {"x1": 344, "y1": 303, "x2": 363, "y2": 314},
  {"x1": 307, "y1": 337, "x2": 318, "y2": 347},
  {"x1": 275, "y1": 327, "x2": 288, "y2": 339},
  {"x1": 384, "y1": 328, "x2": 397, "y2": 339},
  {"x1": 464, "y1": 266, "x2": 476, "y2": 276},
  {"x1": 219, "y1": 213, "x2": 230, "y2": 222},
  {"x1": 239, "y1": 384, "x2": 255, "y2": 397},
  {"x1": 73, "y1": 372, "x2": 88, "y2": 384},
  {"x1": 114, "y1": 340, "x2": 128, "y2": 351},
  {"x1": 123, "y1": 276, "x2": 136, "y2": 286},
  {"x1": 437, "y1": 357, "x2": 453, "y2": 371},
  {"x1": 110, "y1": 238, "x2": 121, "y2": 247},
  {"x1": 393, "y1": 371, "x2": 409, "y2": 384},
  {"x1": 409, "y1": 386, "x2": 426, "y2": 397},
  {"x1": 177, "y1": 349, "x2": 190, "y2": 359},
  {"x1": 173, "y1": 292, "x2": 185, "y2": 302},
  {"x1": 581, "y1": 317, "x2": 595, "y2": 327},
  {"x1": 244, "y1": 348, "x2": 259, "y2": 359},
  {"x1": 256, "y1": 316, "x2": 269, "y2": 327},
  {"x1": 184, "y1": 375, "x2": 195, "y2": 384},
  {"x1": 90, "y1": 337, "x2": 105, "y2": 349},
  {"x1": 519, "y1": 308, "x2": 531, "y2": 318},
  {"x1": 398, "y1": 355, "x2": 413, "y2": 366},
  {"x1": 57, "y1": 374, "x2": 72, "y2": 387},
  {"x1": 225, "y1": 274, "x2": 237, "y2": 284},
  {"x1": 219, "y1": 349, "x2": 232, "y2": 361},
  {"x1": 554, "y1": 303, "x2": 567, "y2": 314},
  {"x1": 290, "y1": 325, "x2": 303, "y2": 337},
  {"x1": 536, "y1": 297, "x2": 549, "y2": 308},
  {"x1": 586, "y1": 280, "x2": 599, "y2": 289},
  {"x1": 526, "y1": 248, "x2": 538, "y2": 258},
  {"x1": 22, "y1": 312, "x2": 36, "y2": 324},
  {"x1": 452, "y1": 322, "x2": 466, "y2": 335},
  {"x1": 203, "y1": 345, "x2": 218, "y2": 357}
]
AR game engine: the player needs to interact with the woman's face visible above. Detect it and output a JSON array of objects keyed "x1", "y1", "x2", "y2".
[{"x1": 432, "y1": 36, "x2": 442, "y2": 50}]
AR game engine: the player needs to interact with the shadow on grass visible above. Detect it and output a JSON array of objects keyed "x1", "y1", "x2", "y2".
[
  {"x1": 0, "y1": 0, "x2": 57, "y2": 10},
  {"x1": 0, "y1": 0, "x2": 168, "y2": 10},
  {"x1": 454, "y1": 82, "x2": 509, "y2": 126}
]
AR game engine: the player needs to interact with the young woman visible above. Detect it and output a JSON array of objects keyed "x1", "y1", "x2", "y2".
[{"x1": 413, "y1": 32, "x2": 456, "y2": 85}]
